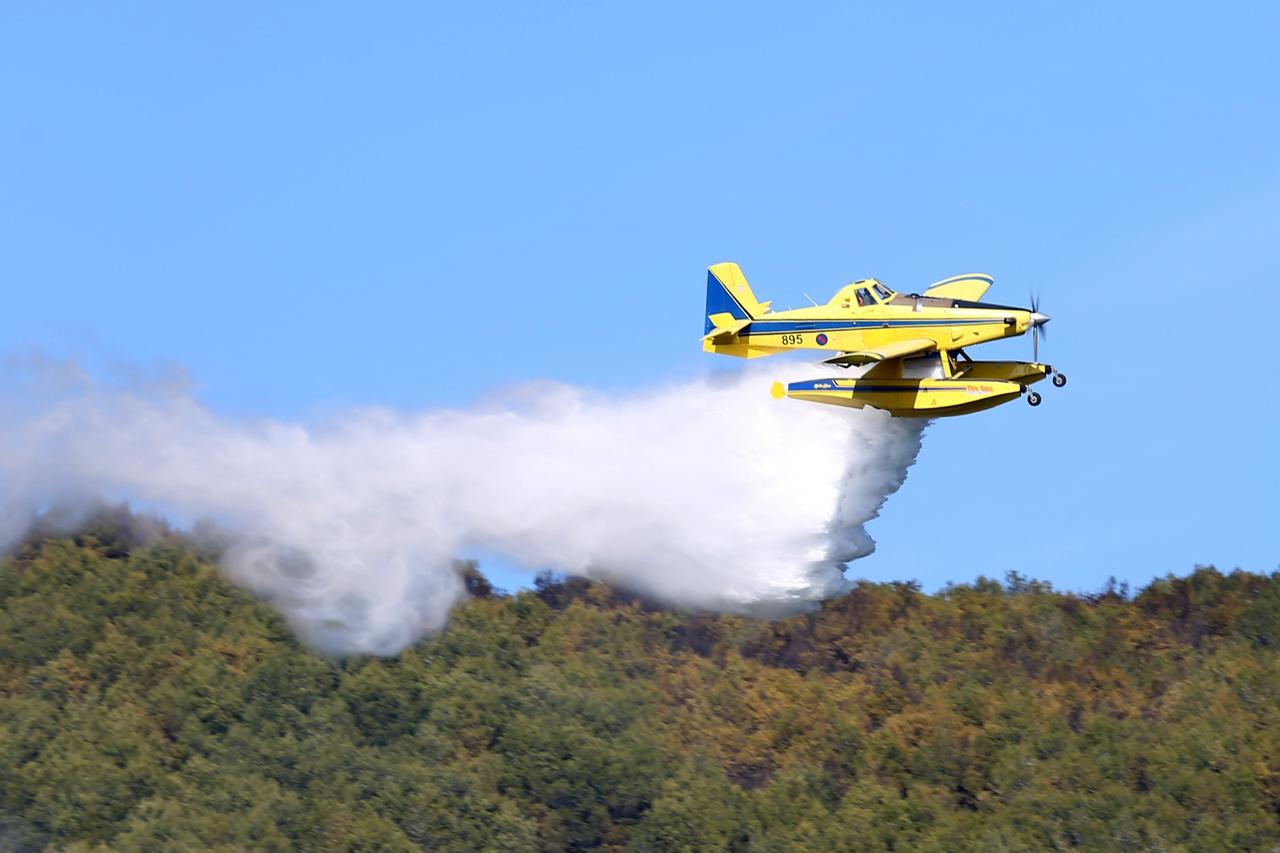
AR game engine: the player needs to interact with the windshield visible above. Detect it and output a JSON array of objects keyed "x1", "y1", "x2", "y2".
[{"x1": 872, "y1": 283, "x2": 895, "y2": 302}]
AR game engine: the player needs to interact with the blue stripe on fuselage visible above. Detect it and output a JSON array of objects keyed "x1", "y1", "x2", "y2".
[
  {"x1": 742, "y1": 318, "x2": 994, "y2": 336},
  {"x1": 788, "y1": 381, "x2": 985, "y2": 393}
]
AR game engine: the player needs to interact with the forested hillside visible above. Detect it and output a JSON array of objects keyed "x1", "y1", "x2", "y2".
[{"x1": 2, "y1": 511, "x2": 1278, "y2": 851}]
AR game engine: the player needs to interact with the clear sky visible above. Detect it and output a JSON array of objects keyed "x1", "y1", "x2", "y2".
[{"x1": 2, "y1": 2, "x2": 1277, "y2": 595}]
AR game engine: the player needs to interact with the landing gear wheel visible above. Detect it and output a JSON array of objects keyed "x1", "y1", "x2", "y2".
[
  {"x1": 1052, "y1": 373, "x2": 1067, "y2": 388},
  {"x1": 1027, "y1": 391, "x2": 1042, "y2": 407}
]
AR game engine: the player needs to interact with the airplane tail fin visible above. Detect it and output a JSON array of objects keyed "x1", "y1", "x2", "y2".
[{"x1": 704, "y1": 262, "x2": 766, "y2": 335}]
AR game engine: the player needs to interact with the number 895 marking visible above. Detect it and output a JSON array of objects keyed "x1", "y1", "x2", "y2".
[{"x1": 780, "y1": 333, "x2": 804, "y2": 346}]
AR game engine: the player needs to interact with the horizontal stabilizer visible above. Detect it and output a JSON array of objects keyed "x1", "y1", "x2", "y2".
[
  {"x1": 823, "y1": 338, "x2": 936, "y2": 366},
  {"x1": 701, "y1": 313, "x2": 751, "y2": 343},
  {"x1": 924, "y1": 274, "x2": 994, "y2": 302}
]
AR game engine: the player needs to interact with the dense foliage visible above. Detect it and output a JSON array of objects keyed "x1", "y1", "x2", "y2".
[{"x1": 2, "y1": 511, "x2": 1278, "y2": 851}]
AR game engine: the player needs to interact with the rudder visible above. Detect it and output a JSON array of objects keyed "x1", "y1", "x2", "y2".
[{"x1": 705, "y1": 262, "x2": 764, "y2": 334}]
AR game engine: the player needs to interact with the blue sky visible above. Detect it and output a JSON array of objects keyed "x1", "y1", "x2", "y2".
[{"x1": 2, "y1": 3, "x2": 1277, "y2": 595}]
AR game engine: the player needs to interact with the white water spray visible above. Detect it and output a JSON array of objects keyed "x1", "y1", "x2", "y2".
[{"x1": 0, "y1": 357, "x2": 925, "y2": 654}]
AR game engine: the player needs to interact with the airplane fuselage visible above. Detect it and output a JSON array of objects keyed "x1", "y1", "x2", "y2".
[{"x1": 704, "y1": 296, "x2": 1036, "y2": 360}]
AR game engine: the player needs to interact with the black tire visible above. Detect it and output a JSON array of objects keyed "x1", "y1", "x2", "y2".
[
  {"x1": 1052, "y1": 373, "x2": 1067, "y2": 388},
  {"x1": 1027, "y1": 391, "x2": 1042, "y2": 407}
]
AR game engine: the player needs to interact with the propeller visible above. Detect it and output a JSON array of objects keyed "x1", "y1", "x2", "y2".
[{"x1": 1028, "y1": 291, "x2": 1050, "y2": 363}]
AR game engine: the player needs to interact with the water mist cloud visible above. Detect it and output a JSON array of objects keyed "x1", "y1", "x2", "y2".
[{"x1": 0, "y1": 358, "x2": 926, "y2": 655}]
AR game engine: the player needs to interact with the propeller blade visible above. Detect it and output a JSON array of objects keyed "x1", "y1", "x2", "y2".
[{"x1": 1028, "y1": 292, "x2": 1046, "y2": 362}]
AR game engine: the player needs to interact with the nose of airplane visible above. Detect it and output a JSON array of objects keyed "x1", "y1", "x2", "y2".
[{"x1": 1031, "y1": 311, "x2": 1050, "y2": 327}]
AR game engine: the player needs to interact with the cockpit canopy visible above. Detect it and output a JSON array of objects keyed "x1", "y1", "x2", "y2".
[{"x1": 832, "y1": 279, "x2": 897, "y2": 308}]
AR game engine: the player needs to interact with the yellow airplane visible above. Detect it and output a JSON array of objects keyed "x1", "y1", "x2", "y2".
[{"x1": 701, "y1": 261, "x2": 1066, "y2": 417}]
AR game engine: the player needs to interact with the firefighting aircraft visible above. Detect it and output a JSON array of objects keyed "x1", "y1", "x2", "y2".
[{"x1": 701, "y1": 261, "x2": 1065, "y2": 417}]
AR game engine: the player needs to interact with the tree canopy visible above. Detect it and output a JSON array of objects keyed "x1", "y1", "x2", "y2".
[{"x1": 2, "y1": 510, "x2": 1277, "y2": 851}]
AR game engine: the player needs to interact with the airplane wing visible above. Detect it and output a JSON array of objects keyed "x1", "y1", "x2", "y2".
[
  {"x1": 822, "y1": 337, "x2": 936, "y2": 366},
  {"x1": 701, "y1": 312, "x2": 751, "y2": 343},
  {"x1": 923, "y1": 274, "x2": 993, "y2": 302}
]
